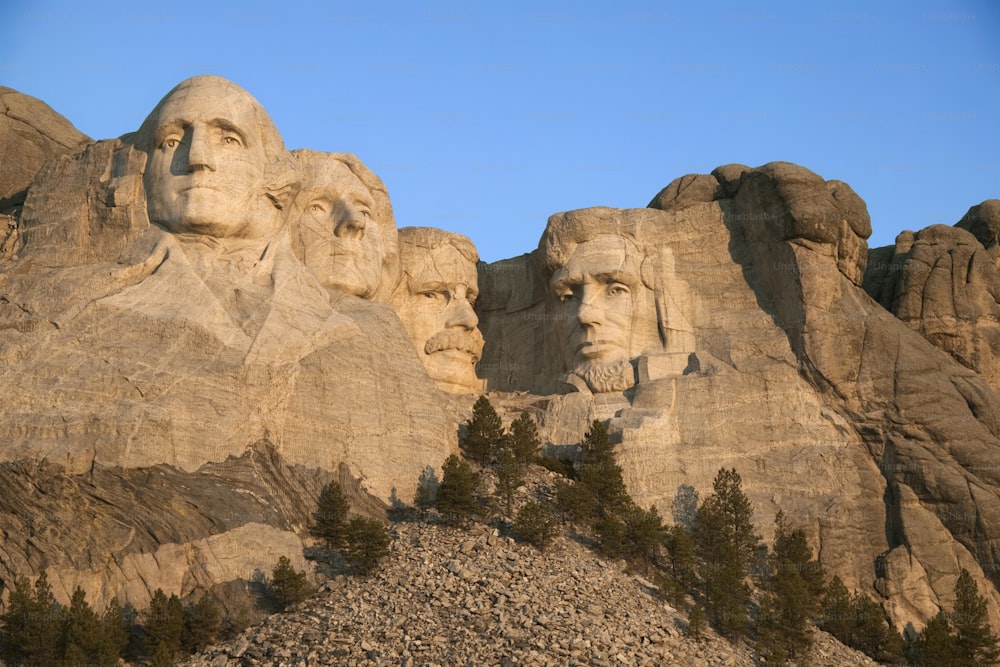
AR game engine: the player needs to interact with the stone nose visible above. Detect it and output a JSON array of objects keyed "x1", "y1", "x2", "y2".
[
  {"x1": 185, "y1": 127, "x2": 216, "y2": 173},
  {"x1": 445, "y1": 295, "x2": 478, "y2": 331},
  {"x1": 335, "y1": 203, "x2": 366, "y2": 239}
]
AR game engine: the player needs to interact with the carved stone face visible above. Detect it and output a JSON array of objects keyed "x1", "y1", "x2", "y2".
[
  {"x1": 392, "y1": 237, "x2": 484, "y2": 394},
  {"x1": 142, "y1": 78, "x2": 281, "y2": 240},
  {"x1": 293, "y1": 159, "x2": 384, "y2": 298},
  {"x1": 550, "y1": 234, "x2": 657, "y2": 389}
]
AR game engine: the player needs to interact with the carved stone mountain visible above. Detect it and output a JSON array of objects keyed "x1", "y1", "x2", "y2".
[
  {"x1": 2, "y1": 77, "x2": 999, "y2": 639},
  {"x1": 478, "y1": 162, "x2": 1000, "y2": 632}
]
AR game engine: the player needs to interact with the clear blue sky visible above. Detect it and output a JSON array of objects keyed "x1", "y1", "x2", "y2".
[{"x1": 2, "y1": 1, "x2": 997, "y2": 262}]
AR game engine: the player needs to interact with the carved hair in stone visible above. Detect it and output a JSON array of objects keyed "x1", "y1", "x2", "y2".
[
  {"x1": 391, "y1": 226, "x2": 485, "y2": 394},
  {"x1": 289, "y1": 150, "x2": 400, "y2": 302},
  {"x1": 541, "y1": 207, "x2": 693, "y2": 393}
]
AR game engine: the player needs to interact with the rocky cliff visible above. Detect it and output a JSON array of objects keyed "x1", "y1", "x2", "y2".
[
  {"x1": 1, "y1": 78, "x2": 998, "y2": 641},
  {"x1": 478, "y1": 163, "x2": 1000, "y2": 633}
]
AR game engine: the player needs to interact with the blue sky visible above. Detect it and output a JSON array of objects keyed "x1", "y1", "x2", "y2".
[{"x1": 2, "y1": 1, "x2": 997, "y2": 262}]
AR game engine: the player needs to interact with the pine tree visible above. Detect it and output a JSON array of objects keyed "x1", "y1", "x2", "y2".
[
  {"x1": 622, "y1": 505, "x2": 665, "y2": 572},
  {"x1": 910, "y1": 611, "x2": 955, "y2": 666},
  {"x1": 59, "y1": 586, "x2": 121, "y2": 666},
  {"x1": 687, "y1": 604, "x2": 706, "y2": 640},
  {"x1": 755, "y1": 512, "x2": 825, "y2": 663},
  {"x1": 661, "y1": 524, "x2": 697, "y2": 606},
  {"x1": 513, "y1": 500, "x2": 558, "y2": 551},
  {"x1": 414, "y1": 465, "x2": 439, "y2": 509},
  {"x1": 495, "y1": 445, "x2": 522, "y2": 515},
  {"x1": 462, "y1": 395, "x2": 505, "y2": 463},
  {"x1": 144, "y1": 589, "x2": 184, "y2": 666},
  {"x1": 819, "y1": 575, "x2": 854, "y2": 644},
  {"x1": 578, "y1": 419, "x2": 630, "y2": 517},
  {"x1": 312, "y1": 481, "x2": 350, "y2": 549},
  {"x1": 952, "y1": 568, "x2": 1000, "y2": 666},
  {"x1": 183, "y1": 595, "x2": 222, "y2": 653},
  {"x1": 435, "y1": 454, "x2": 480, "y2": 520},
  {"x1": 0, "y1": 574, "x2": 60, "y2": 667},
  {"x1": 694, "y1": 468, "x2": 759, "y2": 640},
  {"x1": 851, "y1": 592, "x2": 903, "y2": 662},
  {"x1": 507, "y1": 411, "x2": 541, "y2": 466},
  {"x1": 344, "y1": 516, "x2": 392, "y2": 575},
  {"x1": 269, "y1": 556, "x2": 314, "y2": 611},
  {"x1": 671, "y1": 483, "x2": 699, "y2": 532},
  {"x1": 101, "y1": 597, "x2": 130, "y2": 662}
]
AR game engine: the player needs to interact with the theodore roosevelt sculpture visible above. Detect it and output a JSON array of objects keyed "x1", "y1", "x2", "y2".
[{"x1": 391, "y1": 227, "x2": 485, "y2": 393}]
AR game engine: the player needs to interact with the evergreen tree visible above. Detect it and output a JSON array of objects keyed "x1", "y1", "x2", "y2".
[
  {"x1": 414, "y1": 465, "x2": 439, "y2": 509},
  {"x1": 952, "y1": 568, "x2": 1000, "y2": 666},
  {"x1": 0, "y1": 574, "x2": 60, "y2": 667},
  {"x1": 851, "y1": 592, "x2": 903, "y2": 662},
  {"x1": 507, "y1": 411, "x2": 541, "y2": 466},
  {"x1": 59, "y1": 586, "x2": 121, "y2": 666},
  {"x1": 462, "y1": 395, "x2": 505, "y2": 463},
  {"x1": 183, "y1": 595, "x2": 222, "y2": 653},
  {"x1": 344, "y1": 516, "x2": 392, "y2": 575},
  {"x1": 621, "y1": 505, "x2": 665, "y2": 572},
  {"x1": 435, "y1": 454, "x2": 480, "y2": 520},
  {"x1": 554, "y1": 478, "x2": 598, "y2": 524},
  {"x1": 661, "y1": 524, "x2": 698, "y2": 606},
  {"x1": 694, "y1": 468, "x2": 759, "y2": 640},
  {"x1": 910, "y1": 611, "x2": 955, "y2": 667},
  {"x1": 513, "y1": 500, "x2": 558, "y2": 551},
  {"x1": 819, "y1": 575, "x2": 854, "y2": 644},
  {"x1": 495, "y1": 445, "x2": 522, "y2": 515},
  {"x1": 144, "y1": 589, "x2": 184, "y2": 666},
  {"x1": 312, "y1": 481, "x2": 350, "y2": 549},
  {"x1": 269, "y1": 556, "x2": 314, "y2": 611},
  {"x1": 578, "y1": 419, "x2": 630, "y2": 517},
  {"x1": 755, "y1": 512, "x2": 825, "y2": 663},
  {"x1": 687, "y1": 604, "x2": 706, "y2": 641},
  {"x1": 671, "y1": 483, "x2": 699, "y2": 532},
  {"x1": 101, "y1": 597, "x2": 130, "y2": 662}
]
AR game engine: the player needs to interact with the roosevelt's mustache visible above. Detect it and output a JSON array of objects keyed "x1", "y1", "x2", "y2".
[{"x1": 424, "y1": 328, "x2": 484, "y2": 361}]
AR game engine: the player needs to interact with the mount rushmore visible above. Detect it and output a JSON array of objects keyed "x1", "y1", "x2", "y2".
[{"x1": 1, "y1": 75, "x2": 999, "y2": 635}]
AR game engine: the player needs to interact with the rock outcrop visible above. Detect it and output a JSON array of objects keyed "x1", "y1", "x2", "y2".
[
  {"x1": 864, "y1": 199, "x2": 1000, "y2": 391},
  {"x1": 2, "y1": 74, "x2": 999, "y2": 643},
  {"x1": 0, "y1": 86, "x2": 91, "y2": 260},
  {"x1": 478, "y1": 162, "x2": 1000, "y2": 633}
]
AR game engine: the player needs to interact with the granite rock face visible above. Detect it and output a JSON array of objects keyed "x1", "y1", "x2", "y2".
[
  {"x1": 478, "y1": 162, "x2": 1000, "y2": 632},
  {"x1": 2, "y1": 75, "x2": 999, "y2": 640},
  {"x1": 0, "y1": 86, "x2": 91, "y2": 260},
  {"x1": 0, "y1": 77, "x2": 457, "y2": 610},
  {"x1": 864, "y1": 200, "x2": 1000, "y2": 391}
]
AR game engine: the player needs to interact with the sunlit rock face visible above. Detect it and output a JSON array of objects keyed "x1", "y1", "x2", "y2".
[
  {"x1": 3, "y1": 75, "x2": 1000, "y2": 637},
  {"x1": 864, "y1": 199, "x2": 1000, "y2": 392},
  {"x1": 478, "y1": 162, "x2": 1000, "y2": 633},
  {"x1": 0, "y1": 76, "x2": 455, "y2": 610}
]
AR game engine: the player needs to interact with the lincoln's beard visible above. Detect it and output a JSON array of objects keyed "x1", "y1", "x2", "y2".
[
  {"x1": 424, "y1": 328, "x2": 485, "y2": 361},
  {"x1": 575, "y1": 359, "x2": 636, "y2": 393}
]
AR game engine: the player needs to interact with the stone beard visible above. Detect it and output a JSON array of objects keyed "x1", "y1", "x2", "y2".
[{"x1": 391, "y1": 228, "x2": 484, "y2": 394}]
